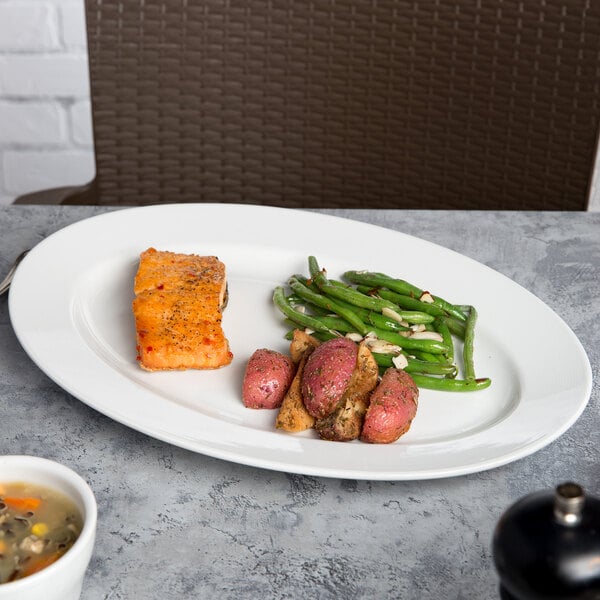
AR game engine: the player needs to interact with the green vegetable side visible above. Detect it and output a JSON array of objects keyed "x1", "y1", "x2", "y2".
[{"x1": 272, "y1": 256, "x2": 491, "y2": 393}]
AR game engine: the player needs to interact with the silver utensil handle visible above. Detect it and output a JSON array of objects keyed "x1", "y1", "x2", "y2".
[{"x1": 0, "y1": 249, "x2": 30, "y2": 295}]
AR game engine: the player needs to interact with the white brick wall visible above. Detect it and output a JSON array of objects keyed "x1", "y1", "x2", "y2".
[
  {"x1": 0, "y1": 0, "x2": 95, "y2": 206},
  {"x1": 0, "y1": 1, "x2": 598, "y2": 209}
]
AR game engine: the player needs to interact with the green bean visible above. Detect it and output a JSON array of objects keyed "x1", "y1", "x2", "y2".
[
  {"x1": 370, "y1": 327, "x2": 449, "y2": 355},
  {"x1": 434, "y1": 318, "x2": 454, "y2": 366},
  {"x1": 313, "y1": 291, "x2": 373, "y2": 322},
  {"x1": 307, "y1": 315, "x2": 361, "y2": 333},
  {"x1": 410, "y1": 374, "x2": 492, "y2": 392},
  {"x1": 284, "y1": 293, "x2": 332, "y2": 317},
  {"x1": 390, "y1": 310, "x2": 435, "y2": 325},
  {"x1": 309, "y1": 258, "x2": 434, "y2": 324},
  {"x1": 344, "y1": 270, "x2": 422, "y2": 297},
  {"x1": 288, "y1": 276, "x2": 370, "y2": 335},
  {"x1": 409, "y1": 350, "x2": 449, "y2": 363},
  {"x1": 329, "y1": 279, "x2": 435, "y2": 324},
  {"x1": 355, "y1": 285, "x2": 448, "y2": 318},
  {"x1": 439, "y1": 316, "x2": 466, "y2": 340},
  {"x1": 311, "y1": 265, "x2": 398, "y2": 313},
  {"x1": 429, "y1": 297, "x2": 468, "y2": 323},
  {"x1": 373, "y1": 353, "x2": 458, "y2": 376},
  {"x1": 366, "y1": 311, "x2": 410, "y2": 333},
  {"x1": 405, "y1": 360, "x2": 458, "y2": 377},
  {"x1": 345, "y1": 270, "x2": 468, "y2": 322},
  {"x1": 463, "y1": 305, "x2": 478, "y2": 381},
  {"x1": 331, "y1": 292, "x2": 432, "y2": 328},
  {"x1": 273, "y1": 287, "x2": 340, "y2": 335},
  {"x1": 284, "y1": 328, "x2": 336, "y2": 342},
  {"x1": 294, "y1": 274, "x2": 372, "y2": 320},
  {"x1": 285, "y1": 293, "x2": 303, "y2": 304},
  {"x1": 300, "y1": 330, "x2": 337, "y2": 342},
  {"x1": 291, "y1": 312, "x2": 407, "y2": 338},
  {"x1": 293, "y1": 273, "x2": 321, "y2": 292}
]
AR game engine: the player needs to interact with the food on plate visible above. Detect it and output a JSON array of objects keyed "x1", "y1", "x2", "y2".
[
  {"x1": 242, "y1": 254, "x2": 492, "y2": 442},
  {"x1": 275, "y1": 353, "x2": 316, "y2": 432},
  {"x1": 242, "y1": 349, "x2": 295, "y2": 409},
  {"x1": 272, "y1": 256, "x2": 491, "y2": 392},
  {"x1": 275, "y1": 330, "x2": 320, "y2": 432},
  {"x1": 132, "y1": 247, "x2": 233, "y2": 370},
  {"x1": 244, "y1": 330, "x2": 419, "y2": 444},
  {"x1": 315, "y1": 340, "x2": 379, "y2": 441},
  {"x1": 360, "y1": 368, "x2": 419, "y2": 444},
  {"x1": 288, "y1": 328, "x2": 320, "y2": 364},
  {"x1": 0, "y1": 481, "x2": 83, "y2": 583},
  {"x1": 301, "y1": 337, "x2": 358, "y2": 419}
]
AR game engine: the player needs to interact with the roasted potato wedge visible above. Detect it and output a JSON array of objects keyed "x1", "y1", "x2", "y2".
[
  {"x1": 289, "y1": 329, "x2": 320, "y2": 363},
  {"x1": 275, "y1": 353, "x2": 316, "y2": 432},
  {"x1": 275, "y1": 330, "x2": 320, "y2": 432}
]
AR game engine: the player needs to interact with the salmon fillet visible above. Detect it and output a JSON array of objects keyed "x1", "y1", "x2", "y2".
[{"x1": 132, "y1": 248, "x2": 233, "y2": 371}]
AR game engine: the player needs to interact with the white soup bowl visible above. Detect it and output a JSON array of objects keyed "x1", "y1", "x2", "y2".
[{"x1": 0, "y1": 455, "x2": 97, "y2": 600}]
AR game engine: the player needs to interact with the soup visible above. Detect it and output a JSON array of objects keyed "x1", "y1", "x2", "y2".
[{"x1": 0, "y1": 481, "x2": 83, "y2": 583}]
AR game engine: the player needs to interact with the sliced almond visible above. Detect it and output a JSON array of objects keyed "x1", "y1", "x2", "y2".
[
  {"x1": 363, "y1": 338, "x2": 403, "y2": 355},
  {"x1": 381, "y1": 306, "x2": 407, "y2": 325},
  {"x1": 410, "y1": 331, "x2": 444, "y2": 341},
  {"x1": 392, "y1": 354, "x2": 409, "y2": 369}
]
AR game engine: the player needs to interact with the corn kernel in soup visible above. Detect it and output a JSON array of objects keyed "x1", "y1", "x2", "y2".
[{"x1": 0, "y1": 481, "x2": 83, "y2": 583}]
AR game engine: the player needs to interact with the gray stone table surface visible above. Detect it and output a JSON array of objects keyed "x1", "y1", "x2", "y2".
[{"x1": 0, "y1": 206, "x2": 599, "y2": 599}]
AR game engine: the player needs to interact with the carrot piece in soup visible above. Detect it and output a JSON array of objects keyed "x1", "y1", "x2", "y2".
[
  {"x1": 19, "y1": 552, "x2": 64, "y2": 577},
  {"x1": 3, "y1": 497, "x2": 42, "y2": 512}
]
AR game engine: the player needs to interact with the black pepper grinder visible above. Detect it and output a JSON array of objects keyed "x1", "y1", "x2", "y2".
[{"x1": 492, "y1": 482, "x2": 600, "y2": 599}]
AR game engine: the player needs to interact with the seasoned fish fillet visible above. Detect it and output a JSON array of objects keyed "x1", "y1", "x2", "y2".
[{"x1": 132, "y1": 248, "x2": 233, "y2": 370}]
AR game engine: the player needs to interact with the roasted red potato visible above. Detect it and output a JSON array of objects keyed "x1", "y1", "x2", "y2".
[
  {"x1": 360, "y1": 368, "x2": 419, "y2": 444},
  {"x1": 242, "y1": 348, "x2": 296, "y2": 409},
  {"x1": 301, "y1": 337, "x2": 358, "y2": 419}
]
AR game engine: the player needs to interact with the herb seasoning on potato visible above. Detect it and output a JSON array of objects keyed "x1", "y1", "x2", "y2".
[{"x1": 242, "y1": 331, "x2": 420, "y2": 444}]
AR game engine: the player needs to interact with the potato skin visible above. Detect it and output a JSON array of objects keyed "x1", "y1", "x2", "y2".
[
  {"x1": 242, "y1": 349, "x2": 296, "y2": 409},
  {"x1": 360, "y1": 368, "x2": 419, "y2": 444},
  {"x1": 301, "y1": 337, "x2": 358, "y2": 419}
]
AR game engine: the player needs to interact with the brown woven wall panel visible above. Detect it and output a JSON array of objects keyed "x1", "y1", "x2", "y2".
[{"x1": 84, "y1": 0, "x2": 600, "y2": 208}]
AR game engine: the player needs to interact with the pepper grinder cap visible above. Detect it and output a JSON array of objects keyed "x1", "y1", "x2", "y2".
[{"x1": 554, "y1": 482, "x2": 585, "y2": 526}]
